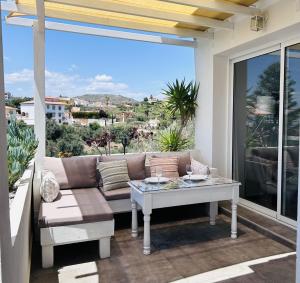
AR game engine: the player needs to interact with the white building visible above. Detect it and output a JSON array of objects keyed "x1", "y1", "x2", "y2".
[
  {"x1": 5, "y1": 106, "x2": 17, "y2": 120},
  {"x1": 20, "y1": 100, "x2": 67, "y2": 125}
]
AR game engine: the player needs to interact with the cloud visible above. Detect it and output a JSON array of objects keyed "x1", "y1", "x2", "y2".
[
  {"x1": 5, "y1": 68, "x2": 33, "y2": 84},
  {"x1": 68, "y1": 64, "x2": 78, "y2": 72},
  {"x1": 85, "y1": 74, "x2": 128, "y2": 93},
  {"x1": 4, "y1": 68, "x2": 146, "y2": 100}
]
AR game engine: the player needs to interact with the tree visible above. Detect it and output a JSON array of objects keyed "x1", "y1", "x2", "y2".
[
  {"x1": 246, "y1": 62, "x2": 300, "y2": 147},
  {"x1": 163, "y1": 79, "x2": 199, "y2": 135}
]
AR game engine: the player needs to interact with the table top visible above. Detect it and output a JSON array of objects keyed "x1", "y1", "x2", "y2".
[{"x1": 129, "y1": 176, "x2": 240, "y2": 194}]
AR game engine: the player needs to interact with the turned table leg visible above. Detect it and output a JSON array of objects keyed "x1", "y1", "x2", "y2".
[
  {"x1": 143, "y1": 213, "x2": 151, "y2": 255},
  {"x1": 131, "y1": 200, "x2": 138, "y2": 238},
  {"x1": 231, "y1": 199, "x2": 238, "y2": 239},
  {"x1": 209, "y1": 201, "x2": 218, "y2": 225}
]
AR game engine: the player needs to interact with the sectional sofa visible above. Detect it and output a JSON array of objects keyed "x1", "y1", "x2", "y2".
[{"x1": 33, "y1": 150, "x2": 202, "y2": 268}]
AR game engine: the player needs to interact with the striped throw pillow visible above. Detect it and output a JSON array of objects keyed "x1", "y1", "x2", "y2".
[
  {"x1": 97, "y1": 160, "x2": 130, "y2": 191},
  {"x1": 150, "y1": 156, "x2": 179, "y2": 178}
]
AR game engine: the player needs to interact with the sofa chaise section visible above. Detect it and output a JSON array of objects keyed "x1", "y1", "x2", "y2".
[
  {"x1": 39, "y1": 188, "x2": 114, "y2": 268},
  {"x1": 39, "y1": 156, "x2": 114, "y2": 268}
]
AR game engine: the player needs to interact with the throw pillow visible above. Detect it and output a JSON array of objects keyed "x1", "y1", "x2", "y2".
[
  {"x1": 152, "y1": 152, "x2": 190, "y2": 177},
  {"x1": 99, "y1": 154, "x2": 146, "y2": 180},
  {"x1": 97, "y1": 160, "x2": 130, "y2": 191},
  {"x1": 40, "y1": 171, "x2": 60, "y2": 203},
  {"x1": 191, "y1": 158, "x2": 210, "y2": 175},
  {"x1": 149, "y1": 156, "x2": 179, "y2": 178}
]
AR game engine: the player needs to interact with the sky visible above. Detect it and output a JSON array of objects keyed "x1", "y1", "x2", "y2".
[{"x1": 2, "y1": 15, "x2": 195, "y2": 101}]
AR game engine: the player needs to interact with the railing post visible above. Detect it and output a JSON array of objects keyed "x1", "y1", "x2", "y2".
[
  {"x1": 0, "y1": 5, "x2": 13, "y2": 283},
  {"x1": 33, "y1": 0, "x2": 46, "y2": 172}
]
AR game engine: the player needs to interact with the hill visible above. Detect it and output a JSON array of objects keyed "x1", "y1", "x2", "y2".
[{"x1": 76, "y1": 94, "x2": 138, "y2": 105}]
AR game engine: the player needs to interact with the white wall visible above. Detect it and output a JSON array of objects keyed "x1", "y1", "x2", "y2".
[
  {"x1": 194, "y1": 39, "x2": 214, "y2": 166},
  {"x1": 4, "y1": 163, "x2": 34, "y2": 283},
  {"x1": 194, "y1": 0, "x2": 300, "y2": 176}
]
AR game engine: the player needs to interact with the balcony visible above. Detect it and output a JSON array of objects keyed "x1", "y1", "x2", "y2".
[{"x1": 1, "y1": 0, "x2": 300, "y2": 283}]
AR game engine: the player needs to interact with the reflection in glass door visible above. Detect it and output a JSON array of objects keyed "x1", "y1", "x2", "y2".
[
  {"x1": 281, "y1": 44, "x2": 300, "y2": 220},
  {"x1": 233, "y1": 50, "x2": 280, "y2": 212}
]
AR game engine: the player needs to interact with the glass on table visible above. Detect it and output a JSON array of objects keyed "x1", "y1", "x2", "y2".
[
  {"x1": 186, "y1": 164, "x2": 193, "y2": 181},
  {"x1": 155, "y1": 166, "x2": 163, "y2": 183}
]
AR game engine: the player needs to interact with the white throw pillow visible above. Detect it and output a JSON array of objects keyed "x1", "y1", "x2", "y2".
[
  {"x1": 191, "y1": 158, "x2": 210, "y2": 175},
  {"x1": 40, "y1": 171, "x2": 60, "y2": 202}
]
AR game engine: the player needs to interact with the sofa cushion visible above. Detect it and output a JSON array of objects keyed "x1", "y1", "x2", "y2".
[
  {"x1": 150, "y1": 156, "x2": 179, "y2": 178},
  {"x1": 40, "y1": 170, "x2": 60, "y2": 203},
  {"x1": 102, "y1": 187, "x2": 131, "y2": 201},
  {"x1": 191, "y1": 158, "x2": 209, "y2": 175},
  {"x1": 98, "y1": 160, "x2": 130, "y2": 191},
  {"x1": 44, "y1": 156, "x2": 98, "y2": 189},
  {"x1": 38, "y1": 188, "x2": 113, "y2": 228},
  {"x1": 151, "y1": 151, "x2": 191, "y2": 177},
  {"x1": 99, "y1": 154, "x2": 146, "y2": 180}
]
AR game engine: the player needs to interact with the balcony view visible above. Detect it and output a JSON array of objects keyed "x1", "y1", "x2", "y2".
[{"x1": 1, "y1": 1, "x2": 300, "y2": 283}]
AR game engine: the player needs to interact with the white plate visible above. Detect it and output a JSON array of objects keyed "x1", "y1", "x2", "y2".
[
  {"x1": 183, "y1": 175, "x2": 208, "y2": 181},
  {"x1": 145, "y1": 177, "x2": 170, "y2": 184}
]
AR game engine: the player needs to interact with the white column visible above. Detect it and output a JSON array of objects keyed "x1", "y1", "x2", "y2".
[
  {"x1": 194, "y1": 38, "x2": 214, "y2": 166},
  {"x1": 0, "y1": 5, "x2": 13, "y2": 283},
  {"x1": 194, "y1": 38, "x2": 230, "y2": 176},
  {"x1": 33, "y1": 0, "x2": 46, "y2": 172},
  {"x1": 296, "y1": 124, "x2": 300, "y2": 283}
]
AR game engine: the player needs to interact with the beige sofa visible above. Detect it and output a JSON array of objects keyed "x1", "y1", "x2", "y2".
[{"x1": 35, "y1": 150, "x2": 201, "y2": 268}]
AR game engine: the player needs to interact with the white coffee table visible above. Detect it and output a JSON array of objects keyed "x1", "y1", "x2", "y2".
[{"x1": 128, "y1": 177, "x2": 240, "y2": 255}]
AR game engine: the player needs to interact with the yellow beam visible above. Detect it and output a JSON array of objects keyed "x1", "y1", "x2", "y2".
[
  {"x1": 3, "y1": 2, "x2": 213, "y2": 38},
  {"x1": 46, "y1": 0, "x2": 233, "y2": 30}
]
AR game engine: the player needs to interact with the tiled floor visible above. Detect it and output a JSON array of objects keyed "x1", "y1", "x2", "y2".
[
  {"x1": 30, "y1": 211, "x2": 295, "y2": 283},
  {"x1": 220, "y1": 201, "x2": 296, "y2": 249}
]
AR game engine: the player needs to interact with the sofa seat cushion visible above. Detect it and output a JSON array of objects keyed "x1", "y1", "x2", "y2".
[
  {"x1": 38, "y1": 188, "x2": 113, "y2": 228},
  {"x1": 44, "y1": 156, "x2": 98, "y2": 189},
  {"x1": 102, "y1": 187, "x2": 131, "y2": 201}
]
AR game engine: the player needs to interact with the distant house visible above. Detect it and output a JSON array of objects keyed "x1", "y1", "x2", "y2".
[
  {"x1": 148, "y1": 96, "x2": 158, "y2": 104},
  {"x1": 20, "y1": 100, "x2": 67, "y2": 125},
  {"x1": 5, "y1": 106, "x2": 17, "y2": 120},
  {"x1": 5, "y1": 92, "x2": 12, "y2": 100},
  {"x1": 73, "y1": 98, "x2": 89, "y2": 107}
]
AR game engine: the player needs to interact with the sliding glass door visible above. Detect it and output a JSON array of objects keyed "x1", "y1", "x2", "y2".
[
  {"x1": 281, "y1": 44, "x2": 300, "y2": 220},
  {"x1": 233, "y1": 43, "x2": 300, "y2": 223},
  {"x1": 233, "y1": 50, "x2": 280, "y2": 212}
]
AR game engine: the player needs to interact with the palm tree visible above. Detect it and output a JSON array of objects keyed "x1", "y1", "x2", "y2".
[{"x1": 163, "y1": 79, "x2": 199, "y2": 135}]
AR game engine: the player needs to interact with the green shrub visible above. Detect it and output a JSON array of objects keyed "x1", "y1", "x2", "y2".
[
  {"x1": 7, "y1": 119, "x2": 38, "y2": 190},
  {"x1": 158, "y1": 127, "x2": 189, "y2": 152}
]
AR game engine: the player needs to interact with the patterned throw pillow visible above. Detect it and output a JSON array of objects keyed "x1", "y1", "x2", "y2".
[
  {"x1": 149, "y1": 156, "x2": 179, "y2": 178},
  {"x1": 40, "y1": 171, "x2": 60, "y2": 203},
  {"x1": 191, "y1": 158, "x2": 210, "y2": 175},
  {"x1": 97, "y1": 160, "x2": 130, "y2": 191}
]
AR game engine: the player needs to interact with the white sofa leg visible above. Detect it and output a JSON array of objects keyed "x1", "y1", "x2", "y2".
[
  {"x1": 42, "y1": 245, "x2": 54, "y2": 268},
  {"x1": 99, "y1": 237, "x2": 111, "y2": 259}
]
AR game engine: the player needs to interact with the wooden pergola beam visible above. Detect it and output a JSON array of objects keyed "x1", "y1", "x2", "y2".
[
  {"x1": 46, "y1": 0, "x2": 234, "y2": 30},
  {"x1": 6, "y1": 17, "x2": 198, "y2": 47},
  {"x1": 1, "y1": 1, "x2": 213, "y2": 38},
  {"x1": 161, "y1": 0, "x2": 260, "y2": 16}
]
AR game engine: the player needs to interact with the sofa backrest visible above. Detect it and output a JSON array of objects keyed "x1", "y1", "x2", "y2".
[{"x1": 44, "y1": 156, "x2": 98, "y2": 189}]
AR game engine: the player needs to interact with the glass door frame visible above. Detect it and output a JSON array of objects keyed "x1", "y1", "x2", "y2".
[{"x1": 230, "y1": 41, "x2": 299, "y2": 227}]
